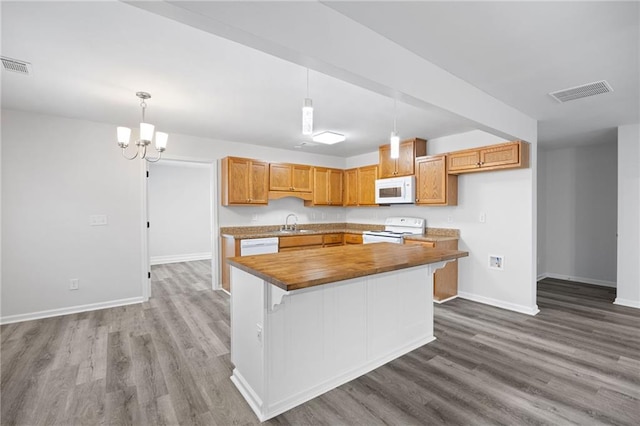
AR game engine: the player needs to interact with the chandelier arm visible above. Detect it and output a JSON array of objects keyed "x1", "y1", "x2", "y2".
[
  {"x1": 145, "y1": 151, "x2": 163, "y2": 163},
  {"x1": 140, "y1": 144, "x2": 148, "y2": 160},
  {"x1": 121, "y1": 146, "x2": 139, "y2": 160}
]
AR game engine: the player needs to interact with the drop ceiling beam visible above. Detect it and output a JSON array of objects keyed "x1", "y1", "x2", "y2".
[{"x1": 127, "y1": 0, "x2": 537, "y2": 143}]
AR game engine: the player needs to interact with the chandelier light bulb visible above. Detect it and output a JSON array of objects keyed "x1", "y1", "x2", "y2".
[{"x1": 155, "y1": 132, "x2": 168, "y2": 152}]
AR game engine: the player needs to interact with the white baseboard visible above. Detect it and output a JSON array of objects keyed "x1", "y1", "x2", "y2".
[
  {"x1": 458, "y1": 291, "x2": 540, "y2": 316},
  {"x1": 434, "y1": 295, "x2": 458, "y2": 304},
  {"x1": 0, "y1": 296, "x2": 144, "y2": 325},
  {"x1": 614, "y1": 298, "x2": 640, "y2": 309},
  {"x1": 538, "y1": 272, "x2": 616, "y2": 288},
  {"x1": 150, "y1": 252, "x2": 211, "y2": 265}
]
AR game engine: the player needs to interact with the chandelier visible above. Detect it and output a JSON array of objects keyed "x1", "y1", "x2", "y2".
[{"x1": 117, "y1": 92, "x2": 168, "y2": 162}]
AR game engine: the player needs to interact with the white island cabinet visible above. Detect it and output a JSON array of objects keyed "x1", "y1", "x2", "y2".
[{"x1": 227, "y1": 243, "x2": 467, "y2": 421}]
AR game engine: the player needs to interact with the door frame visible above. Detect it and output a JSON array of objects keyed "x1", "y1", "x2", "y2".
[{"x1": 141, "y1": 155, "x2": 219, "y2": 300}]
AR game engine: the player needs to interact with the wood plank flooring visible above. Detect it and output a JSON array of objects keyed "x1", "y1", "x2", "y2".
[{"x1": 2, "y1": 265, "x2": 639, "y2": 425}]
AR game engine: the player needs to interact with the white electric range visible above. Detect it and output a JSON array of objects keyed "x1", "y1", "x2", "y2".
[{"x1": 362, "y1": 217, "x2": 426, "y2": 244}]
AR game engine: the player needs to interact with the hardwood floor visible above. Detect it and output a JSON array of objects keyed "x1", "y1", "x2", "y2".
[{"x1": 2, "y1": 267, "x2": 639, "y2": 425}]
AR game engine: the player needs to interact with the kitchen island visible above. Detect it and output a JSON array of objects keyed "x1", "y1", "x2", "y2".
[{"x1": 227, "y1": 243, "x2": 468, "y2": 421}]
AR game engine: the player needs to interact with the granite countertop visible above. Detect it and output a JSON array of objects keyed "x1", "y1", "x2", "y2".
[
  {"x1": 228, "y1": 243, "x2": 468, "y2": 291},
  {"x1": 220, "y1": 222, "x2": 459, "y2": 242}
]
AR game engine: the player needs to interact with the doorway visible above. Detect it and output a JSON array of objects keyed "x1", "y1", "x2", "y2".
[{"x1": 147, "y1": 159, "x2": 215, "y2": 297}]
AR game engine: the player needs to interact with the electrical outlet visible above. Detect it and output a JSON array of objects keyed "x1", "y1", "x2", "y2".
[
  {"x1": 69, "y1": 278, "x2": 79, "y2": 290},
  {"x1": 89, "y1": 215, "x2": 108, "y2": 226},
  {"x1": 251, "y1": 214, "x2": 259, "y2": 222},
  {"x1": 479, "y1": 212, "x2": 486, "y2": 223},
  {"x1": 489, "y1": 255, "x2": 504, "y2": 270},
  {"x1": 447, "y1": 216, "x2": 453, "y2": 223}
]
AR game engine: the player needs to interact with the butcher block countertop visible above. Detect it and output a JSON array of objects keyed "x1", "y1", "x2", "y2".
[{"x1": 227, "y1": 242, "x2": 468, "y2": 291}]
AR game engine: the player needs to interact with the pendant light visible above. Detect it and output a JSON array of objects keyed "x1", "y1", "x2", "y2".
[
  {"x1": 390, "y1": 98, "x2": 400, "y2": 159},
  {"x1": 302, "y1": 68, "x2": 313, "y2": 135}
]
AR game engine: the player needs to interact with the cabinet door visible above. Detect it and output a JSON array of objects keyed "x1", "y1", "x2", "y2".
[
  {"x1": 249, "y1": 161, "x2": 269, "y2": 204},
  {"x1": 378, "y1": 145, "x2": 397, "y2": 178},
  {"x1": 396, "y1": 140, "x2": 416, "y2": 176},
  {"x1": 312, "y1": 168, "x2": 329, "y2": 205},
  {"x1": 291, "y1": 164, "x2": 312, "y2": 192},
  {"x1": 416, "y1": 156, "x2": 446, "y2": 204},
  {"x1": 328, "y1": 169, "x2": 343, "y2": 205},
  {"x1": 448, "y1": 150, "x2": 481, "y2": 173},
  {"x1": 343, "y1": 168, "x2": 358, "y2": 206},
  {"x1": 480, "y1": 143, "x2": 519, "y2": 168},
  {"x1": 358, "y1": 165, "x2": 378, "y2": 205},
  {"x1": 226, "y1": 157, "x2": 250, "y2": 204},
  {"x1": 269, "y1": 163, "x2": 292, "y2": 191}
]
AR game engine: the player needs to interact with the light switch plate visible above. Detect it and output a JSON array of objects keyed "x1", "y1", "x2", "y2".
[{"x1": 90, "y1": 215, "x2": 108, "y2": 226}]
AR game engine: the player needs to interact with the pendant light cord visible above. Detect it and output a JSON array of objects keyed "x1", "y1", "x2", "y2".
[
  {"x1": 393, "y1": 98, "x2": 397, "y2": 133},
  {"x1": 306, "y1": 68, "x2": 310, "y2": 98}
]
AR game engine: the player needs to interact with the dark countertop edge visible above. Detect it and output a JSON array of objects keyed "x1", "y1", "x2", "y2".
[{"x1": 227, "y1": 250, "x2": 469, "y2": 291}]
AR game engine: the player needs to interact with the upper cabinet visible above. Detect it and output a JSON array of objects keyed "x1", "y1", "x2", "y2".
[
  {"x1": 379, "y1": 138, "x2": 427, "y2": 178},
  {"x1": 307, "y1": 167, "x2": 343, "y2": 206},
  {"x1": 221, "y1": 156, "x2": 269, "y2": 206},
  {"x1": 344, "y1": 165, "x2": 378, "y2": 206},
  {"x1": 448, "y1": 141, "x2": 529, "y2": 174},
  {"x1": 415, "y1": 155, "x2": 457, "y2": 206},
  {"x1": 269, "y1": 163, "x2": 312, "y2": 192}
]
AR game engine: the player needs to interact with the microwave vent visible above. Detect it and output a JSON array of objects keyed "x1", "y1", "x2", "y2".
[{"x1": 549, "y1": 80, "x2": 613, "y2": 103}]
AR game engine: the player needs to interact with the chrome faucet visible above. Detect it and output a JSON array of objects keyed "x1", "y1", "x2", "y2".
[{"x1": 283, "y1": 213, "x2": 298, "y2": 231}]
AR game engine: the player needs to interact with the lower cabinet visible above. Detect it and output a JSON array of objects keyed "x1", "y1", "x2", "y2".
[
  {"x1": 279, "y1": 235, "x2": 324, "y2": 252},
  {"x1": 404, "y1": 239, "x2": 459, "y2": 302},
  {"x1": 344, "y1": 233, "x2": 363, "y2": 244}
]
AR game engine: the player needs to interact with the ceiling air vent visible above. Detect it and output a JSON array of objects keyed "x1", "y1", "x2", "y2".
[
  {"x1": 549, "y1": 80, "x2": 613, "y2": 103},
  {"x1": 1, "y1": 56, "x2": 31, "y2": 75}
]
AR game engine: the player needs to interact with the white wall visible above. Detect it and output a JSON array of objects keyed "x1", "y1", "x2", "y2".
[
  {"x1": 1, "y1": 110, "x2": 145, "y2": 321},
  {"x1": 537, "y1": 143, "x2": 617, "y2": 286},
  {"x1": 148, "y1": 161, "x2": 212, "y2": 264},
  {"x1": 0, "y1": 109, "x2": 348, "y2": 322},
  {"x1": 347, "y1": 130, "x2": 539, "y2": 315},
  {"x1": 616, "y1": 124, "x2": 640, "y2": 308}
]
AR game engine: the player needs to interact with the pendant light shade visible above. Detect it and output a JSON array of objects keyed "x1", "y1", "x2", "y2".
[
  {"x1": 117, "y1": 126, "x2": 131, "y2": 148},
  {"x1": 302, "y1": 98, "x2": 313, "y2": 135},
  {"x1": 390, "y1": 131, "x2": 400, "y2": 159},
  {"x1": 155, "y1": 132, "x2": 168, "y2": 151}
]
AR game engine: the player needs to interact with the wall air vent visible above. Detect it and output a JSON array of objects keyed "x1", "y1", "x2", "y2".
[
  {"x1": 1, "y1": 56, "x2": 31, "y2": 75},
  {"x1": 549, "y1": 80, "x2": 613, "y2": 103}
]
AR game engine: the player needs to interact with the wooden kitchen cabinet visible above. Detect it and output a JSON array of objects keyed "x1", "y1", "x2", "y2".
[
  {"x1": 220, "y1": 235, "x2": 241, "y2": 292},
  {"x1": 221, "y1": 156, "x2": 269, "y2": 206},
  {"x1": 448, "y1": 141, "x2": 529, "y2": 174},
  {"x1": 343, "y1": 165, "x2": 378, "y2": 206},
  {"x1": 343, "y1": 233, "x2": 363, "y2": 244},
  {"x1": 404, "y1": 239, "x2": 459, "y2": 302},
  {"x1": 269, "y1": 163, "x2": 312, "y2": 192},
  {"x1": 379, "y1": 138, "x2": 427, "y2": 178},
  {"x1": 415, "y1": 155, "x2": 458, "y2": 206},
  {"x1": 307, "y1": 167, "x2": 343, "y2": 206}
]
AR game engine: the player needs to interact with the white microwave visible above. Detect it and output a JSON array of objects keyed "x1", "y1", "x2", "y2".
[{"x1": 374, "y1": 176, "x2": 415, "y2": 204}]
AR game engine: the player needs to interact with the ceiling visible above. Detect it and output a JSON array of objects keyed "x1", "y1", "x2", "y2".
[{"x1": 2, "y1": 2, "x2": 638, "y2": 155}]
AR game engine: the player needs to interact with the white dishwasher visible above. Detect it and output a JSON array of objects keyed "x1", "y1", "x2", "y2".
[{"x1": 240, "y1": 237, "x2": 279, "y2": 256}]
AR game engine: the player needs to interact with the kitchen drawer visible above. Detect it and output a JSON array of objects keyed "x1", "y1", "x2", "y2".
[
  {"x1": 344, "y1": 233, "x2": 363, "y2": 244},
  {"x1": 279, "y1": 234, "x2": 324, "y2": 249},
  {"x1": 323, "y1": 234, "x2": 343, "y2": 245}
]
